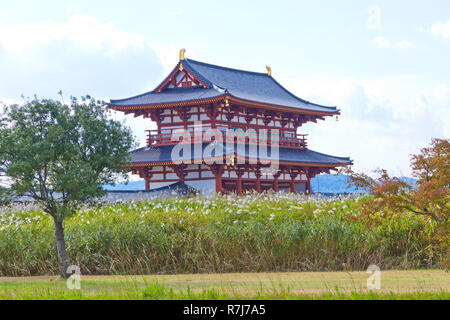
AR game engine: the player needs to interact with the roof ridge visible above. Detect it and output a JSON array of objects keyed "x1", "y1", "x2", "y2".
[
  {"x1": 161, "y1": 85, "x2": 205, "y2": 91},
  {"x1": 185, "y1": 58, "x2": 269, "y2": 77}
]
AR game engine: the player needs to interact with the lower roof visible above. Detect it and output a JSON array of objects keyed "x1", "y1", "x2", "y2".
[{"x1": 128, "y1": 142, "x2": 352, "y2": 167}]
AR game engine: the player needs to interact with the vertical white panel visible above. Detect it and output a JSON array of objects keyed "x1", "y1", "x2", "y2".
[{"x1": 186, "y1": 172, "x2": 199, "y2": 179}]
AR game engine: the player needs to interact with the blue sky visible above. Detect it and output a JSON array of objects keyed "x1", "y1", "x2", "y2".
[{"x1": 0, "y1": 0, "x2": 449, "y2": 176}]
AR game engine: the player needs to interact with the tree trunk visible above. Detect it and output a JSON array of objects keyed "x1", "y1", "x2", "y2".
[{"x1": 53, "y1": 218, "x2": 70, "y2": 278}]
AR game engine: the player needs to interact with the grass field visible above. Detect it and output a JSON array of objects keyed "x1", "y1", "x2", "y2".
[
  {"x1": 0, "y1": 270, "x2": 448, "y2": 300},
  {"x1": 0, "y1": 194, "x2": 444, "y2": 276},
  {"x1": 1, "y1": 194, "x2": 447, "y2": 300}
]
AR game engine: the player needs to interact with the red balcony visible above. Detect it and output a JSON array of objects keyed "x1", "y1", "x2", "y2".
[{"x1": 146, "y1": 129, "x2": 307, "y2": 149}]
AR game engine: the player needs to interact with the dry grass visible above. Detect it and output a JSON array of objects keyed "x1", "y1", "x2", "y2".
[{"x1": 1, "y1": 270, "x2": 448, "y2": 298}]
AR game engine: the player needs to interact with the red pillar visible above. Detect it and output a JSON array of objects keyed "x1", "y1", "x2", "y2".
[
  {"x1": 305, "y1": 169, "x2": 312, "y2": 195},
  {"x1": 306, "y1": 177, "x2": 312, "y2": 195},
  {"x1": 290, "y1": 169, "x2": 298, "y2": 193},
  {"x1": 255, "y1": 168, "x2": 261, "y2": 193},
  {"x1": 216, "y1": 176, "x2": 222, "y2": 193},
  {"x1": 145, "y1": 177, "x2": 150, "y2": 191},
  {"x1": 273, "y1": 179, "x2": 279, "y2": 192},
  {"x1": 236, "y1": 177, "x2": 243, "y2": 195},
  {"x1": 236, "y1": 166, "x2": 244, "y2": 196},
  {"x1": 290, "y1": 180, "x2": 295, "y2": 193},
  {"x1": 273, "y1": 171, "x2": 281, "y2": 192},
  {"x1": 211, "y1": 164, "x2": 224, "y2": 194}
]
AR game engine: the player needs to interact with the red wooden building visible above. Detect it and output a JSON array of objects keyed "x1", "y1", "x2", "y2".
[{"x1": 108, "y1": 50, "x2": 352, "y2": 195}]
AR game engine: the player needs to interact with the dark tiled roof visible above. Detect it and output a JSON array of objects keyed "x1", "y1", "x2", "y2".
[
  {"x1": 129, "y1": 142, "x2": 351, "y2": 166},
  {"x1": 110, "y1": 87, "x2": 224, "y2": 107},
  {"x1": 184, "y1": 59, "x2": 337, "y2": 113},
  {"x1": 252, "y1": 147, "x2": 352, "y2": 165},
  {"x1": 103, "y1": 182, "x2": 198, "y2": 197},
  {"x1": 130, "y1": 142, "x2": 224, "y2": 163},
  {"x1": 110, "y1": 58, "x2": 338, "y2": 113}
]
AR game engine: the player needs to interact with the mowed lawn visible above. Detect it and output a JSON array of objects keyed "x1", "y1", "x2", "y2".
[{"x1": 0, "y1": 270, "x2": 449, "y2": 300}]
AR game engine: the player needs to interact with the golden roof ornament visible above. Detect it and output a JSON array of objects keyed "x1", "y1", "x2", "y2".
[
  {"x1": 179, "y1": 48, "x2": 186, "y2": 60},
  {"x1": 266, "y1": 65, "x2": 272, "y2": 76}
]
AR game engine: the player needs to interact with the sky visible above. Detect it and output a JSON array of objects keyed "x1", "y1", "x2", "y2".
[{"x1": 0, "y1": 0, "x2": 449, "y2": 177}]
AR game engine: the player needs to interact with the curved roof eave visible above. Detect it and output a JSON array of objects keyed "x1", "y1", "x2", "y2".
[
  {"x1": 109, "y1": 93, "x2": 339, "y2": 115},
  {"x1": 226, "y1": 95, "x2": 339, "y2": 115},
  {"x1": 127, "y1": 145, "x2": 352, "y2": 167}
]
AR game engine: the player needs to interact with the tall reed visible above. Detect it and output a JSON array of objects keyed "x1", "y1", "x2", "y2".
[{"x1": 0, "y1": 193, "x2": 442, "y2": 276}]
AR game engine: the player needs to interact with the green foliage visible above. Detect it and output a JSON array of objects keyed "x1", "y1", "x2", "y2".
[
  {"x1": 0, "y1": 194, "x2": 444, "y2": 276},
  {"x1": 0, "y1": 187, "x2": 12, "y2": 205},
  {"x1": 0, "y1": 96, "x2": 135, "y2": 220}
]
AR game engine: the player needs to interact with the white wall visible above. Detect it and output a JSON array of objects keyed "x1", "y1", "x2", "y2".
[{"x1": 184, "y1": 179, "x2": 216, "y2": 195}]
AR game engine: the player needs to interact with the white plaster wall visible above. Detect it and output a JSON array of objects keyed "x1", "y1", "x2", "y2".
[
  {"x1": 185, "y1": 179, "x2": 216, "y2": 195},
  {"x1": 149, "y1": 181, "x2": 176, "y2": 189}
]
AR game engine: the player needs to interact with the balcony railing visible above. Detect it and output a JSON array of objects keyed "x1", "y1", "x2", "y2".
[{"x1": 146, "y1": 128, "x2": 307, "y2": 149}]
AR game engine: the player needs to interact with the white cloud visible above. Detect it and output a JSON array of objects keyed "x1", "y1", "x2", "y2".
[
  {"x1": 0, "y1": 12, "x2": 6, "y2": 25},
  {"x1": 0, "y1": 14, "x2": 146, "y2": 55},
  {"x1": 152, "y1": 43, "x2": 184, "y2": 72},
  {"x1": 278, "y1": 74, "x2": 449, "y2": 176},
  {"x1": 0, "y1": 14, "x2": 171, "y2": 151},
  {"x1": 395, "y1": 40, "x2": 412, "y2": 49},
  {"x1": 372, "y1": 36, "x2": 391, "y2": 48},
  {"x1": 430, "y1": 20, "x2": 450, "y2": 39},
  {"x1": 367, "y1": 5, "x2": 381, "y2": 30},
  {"x1": 372, "y1": 37, "x2": 412, "y2": 49},
  {"x1": 67, "y1": 5, "x2": 81, "y2": 14},
  {"x1": 0, "y1": 14, "x2": 164, "y2": 100}
]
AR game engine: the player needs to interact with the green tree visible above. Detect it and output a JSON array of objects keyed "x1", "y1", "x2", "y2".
[
  {"x1": 0, "y1": 96, "x2": 135, "y2": 277},
  {"x1": 0, "y1": 186, "x2": 12, "y2": 205}
]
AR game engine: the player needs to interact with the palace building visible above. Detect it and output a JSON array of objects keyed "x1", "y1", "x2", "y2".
[{"x1": 108, "y1": 50, "x2": 352, "y2": 195}]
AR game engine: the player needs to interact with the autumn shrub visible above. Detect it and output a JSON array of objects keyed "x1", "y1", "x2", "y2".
[{"x1": 342, "y1": 138, "x2": 449, "y2": 268}]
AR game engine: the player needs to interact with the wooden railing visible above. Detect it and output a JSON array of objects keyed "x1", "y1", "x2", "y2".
[{"x1": 146, "y1": 129, "x2": 307, "y2": 149}]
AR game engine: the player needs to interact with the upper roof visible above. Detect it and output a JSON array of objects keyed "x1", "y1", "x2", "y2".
[{"x1": 109, "y1": 57, "x2": 339, "y2": 114}]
